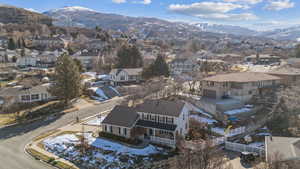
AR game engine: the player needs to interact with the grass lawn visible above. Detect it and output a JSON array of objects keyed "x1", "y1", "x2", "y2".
[
  {"x1": 0, "y1": 113, "x2": 17, "y2": 125},
  {"x1": 27, "y1": 148, "x2": 77, "y2": 169}
]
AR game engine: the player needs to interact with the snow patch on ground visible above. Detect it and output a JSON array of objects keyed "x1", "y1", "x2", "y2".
[
  {"x1": 223, "y1": 108, "x2": 252, "y2": 115},
  {"x1": 85, "y1": 115, "x2": 106, "y2": 126},
  {"x1": 89, "y1": 87, "x2": 109, "y2": 100},
  {"x1": 190, "y1": 115, "x2": 217, "y2": 125},
  {"x1": 43, "y1": 133, "x2": 167, "y2": 169}
]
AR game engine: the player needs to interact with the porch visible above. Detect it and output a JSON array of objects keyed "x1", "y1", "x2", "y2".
[{"x1": 135, "y1": 120, "x2": 177, "y2": 148}]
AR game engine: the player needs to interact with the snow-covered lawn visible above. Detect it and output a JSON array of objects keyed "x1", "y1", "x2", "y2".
[
  {"x1": 43, "y1": 133, "x2": 168, "y2": 169},
  {"x1": 89, "y1": 87, "x2": 109, "y2": 100},
  {"x1": 190, "y1": 115, "x2": 217, "y2": 125},
  {"x1": 223, "y1": 107, "x2": 252, "y2": 116},
  {"x1": 84, "y1": 115, "x2": 106, "y2": 126}
]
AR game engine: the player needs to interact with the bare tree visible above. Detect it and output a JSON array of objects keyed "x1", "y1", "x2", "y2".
[{"x1": 171, "y1": 138, "x2": 233, "y2": 169}]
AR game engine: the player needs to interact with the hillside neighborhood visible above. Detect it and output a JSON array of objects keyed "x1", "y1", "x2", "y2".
[{"x1": 0, "y1": 2, "x2": 300, "y2": 169}]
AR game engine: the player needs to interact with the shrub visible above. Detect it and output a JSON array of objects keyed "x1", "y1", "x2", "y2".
[{"x1": 99, "y1": 132, "x2": 142, "y2": 145}]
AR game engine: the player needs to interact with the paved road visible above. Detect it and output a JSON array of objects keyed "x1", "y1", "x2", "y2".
[{"x1": 0, "y1": 99, "x2": 120, "y2": 169}]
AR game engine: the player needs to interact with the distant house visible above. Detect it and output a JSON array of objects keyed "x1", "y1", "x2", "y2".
[
  {"x1": 102, "y1": 100, "x2": 190, "y2": 148},
  {"x1": 0, "y1": 36, "x2": 8, "y2": 48},
  {"x1": 169, "y1": 58, "x2": 199, "y2": 75},
  {"x1": 16, "y1": 56, "x2": 37, "y2": 67},
  {"x1": 265, "y1": 136, "x2": 300, "y2": 162},
  {"x1": 245, "y1": 54, "x2": 281, "y2": 65},
  {"x1": 30, "y1": 37, "x2": 64, "y2": 49},
  {"x1": 0, "y1": 84, "x2": 52, "y2": 108},
  {"x1": 72, "y1": 50, "x2": 98, "y2": 70},
  {"x1": 199, "y1": 72, "x2": 281, "y2": 115},
  {"x1": 109, "y1": 68, "x2": 143, "y2": 86}
]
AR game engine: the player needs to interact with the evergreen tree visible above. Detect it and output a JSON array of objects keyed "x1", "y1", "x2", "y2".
[
  {"x1": 295, "y1": 44, "x2": 300, "y2": 58},
  {"x1": 73, "y1": 58, "x2": 85, "y2": 73},
  {"x1": 116, "y1": 45, "x2": 143, "y2": 68},
  {"x1": 49, "y1": 53, "x2": 82, "y2": 105},
  {"x1": 7, "y1": 38, "x2": 16, "y2": 50},
  {"x1": 142, "y1": 54, "x2": 169, "y2": 79}
]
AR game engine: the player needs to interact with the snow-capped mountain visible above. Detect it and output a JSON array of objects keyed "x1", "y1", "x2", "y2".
[
  {"x1": 48, "y1": 6, "x2": 96, "y2": 13},
  {"x1": 259, "y1": 25, "x2": 300, "y2": 41},
  {"x1": 192, "y1": 23, "x2": 258, "y2": 36},
  {"x1": 43, "y1": 6, "x2": 300, "y2": 41}
]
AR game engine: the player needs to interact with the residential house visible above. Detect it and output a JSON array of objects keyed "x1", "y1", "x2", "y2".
[
  {"x1": 30, "y1": 37, "x2": 64, "y2": 49},
  {"x1": 0, "y1": 84, "x2": 52, "y2": 108},
  {"x1": 199, "y1": 72, "x2": 281, "y2": 115},
  {"x1": 266, "y1": 67, "x2": 300, "y2": 86},
  {"x1": 169, "y1": 58, "x2": 199, "y2": 75},
  {"x1": 0, "y1": 36, "x2": 7, "y2": 48},
  {"x1": 72, "y1": 50, "x2": 98, "y2": 70},
  {"x1": 110, "y1": 68, "x2": 143, "y2": 86},
  {"x1": 245, "y1": 54, "x2": 281, "y2": 65},
  {"x1": 17, "y1": 56, "x2": 37, "y2": 67},
  {"x1": 265, "y1": 136, "x2": 300, "y2": 162},
  {"x1": 102, "y1": 99, "x2": 190, "y2": 148}
]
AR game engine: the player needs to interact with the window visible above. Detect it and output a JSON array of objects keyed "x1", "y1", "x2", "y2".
[
  {"x1": 120, "y1": 76, "x2": 125, "y2": 80},
  {"x1": 183, "y1": 114, "x2": 185, "y2": 120},
  {"x1": 166, "y1": 117, "x2": 174, "y2": 124},
  {"x1": 21, "y1": 95, "x2": 30, "y2": 101},
  {"x1": 104, "y1": 125, "x2": 107, "y2": 132},
  {"x1": 110, "y1": 126, "x2": 112, "y2": 133},
  {"x1": 123, "y1": 128, "x2": 127, "y2": 135},
  {"x1": 185, "y1": 123, "x2": 188, "y2": 130},
  {"x1": 31, "y1": 94, "x2": 39, "y2": 100},
  {"x1": 118, "y1": 127, "x2": 121, "y2": 134}
]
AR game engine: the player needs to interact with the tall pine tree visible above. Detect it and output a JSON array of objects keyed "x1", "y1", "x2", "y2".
[
  {"x1": 49, "y1": 53, "x2": 82, "y2": 105},
  {"x1": 7, "y1": 38, "x2": 16, "y2": 50},
  {"x1": 142, "y1": 54, "x2": 169, "y2": 79},
  {"x1": 116, "y1": 45, "x2": 143, "y2": 68}
]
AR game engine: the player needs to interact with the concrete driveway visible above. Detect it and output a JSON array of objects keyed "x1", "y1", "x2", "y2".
[{"x1": 0, "y1": 98, "x2": 121, "y2": 169}]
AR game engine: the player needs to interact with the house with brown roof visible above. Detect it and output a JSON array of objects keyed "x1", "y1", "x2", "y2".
[
  {"x1": 266, "y1": 67, "x2": 300, "y2": 86},
  {"x1": 101, "y1": 100, "x2": 190, "y2": 148},
  {"x1": 109, "y1": 68, "x2": 143, "y2": 86},
  {"x1": 199, "y1": 72, "x2": 281, "y2": 115}
]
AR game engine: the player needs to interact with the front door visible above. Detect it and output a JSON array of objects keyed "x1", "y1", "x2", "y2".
[{"x1": 149, "y1": 129, "x2": 153, "y2": 136}]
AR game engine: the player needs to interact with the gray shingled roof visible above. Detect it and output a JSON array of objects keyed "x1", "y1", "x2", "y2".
[
  {"x1": 110, "y1": 68, "x2": 143, "y2": 76},
  {"x1": 135, "y1": 100, "x2": 186, "y2": 117},
  {"x1": 102, "y1": 105, "x2": 139, "y2": 128},
  {"x1": 0, "y1": 84, "x2": 50, "y2": 97}
]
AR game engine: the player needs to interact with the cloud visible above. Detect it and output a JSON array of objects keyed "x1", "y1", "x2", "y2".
[
  {"x1": 168, "y1": 2, "x2": 257, "y2": 21},
  {"x1": 113, "y1": 0, "x2": 151, "y2": 4},
  {"x1": 112, "y1": 0, "x2": 126, "y2": 4},
  {"x1": 223, "y1": 0, "x2": 263, "y2": 5},
  {"x1": 133, "y1": 0, "x2": 152, "y2": 5},
  {"x1": 264, "y1": 0, "x2": 294, "y2": 11}
]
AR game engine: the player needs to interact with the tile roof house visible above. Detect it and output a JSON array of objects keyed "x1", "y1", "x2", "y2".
[
  {"x1": 109, "y1": 68, "x2": 143, "y2": 86},
  {"x1": 101, "y1": 100, "x2": 190, "y2": 148}
]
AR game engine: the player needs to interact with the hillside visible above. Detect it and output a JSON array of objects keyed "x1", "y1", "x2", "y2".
[{"x1": 0, "y1": 5, "x2": 52, "y2": 25}]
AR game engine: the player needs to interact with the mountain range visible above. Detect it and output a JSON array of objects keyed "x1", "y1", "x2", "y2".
[{"x1": 0, "y1": 4, "x2": 299, "y2": 41}]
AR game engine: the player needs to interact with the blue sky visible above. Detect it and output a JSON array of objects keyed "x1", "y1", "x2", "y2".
[{"x1": 0, "y1": 0, "x2": 299, "y2": 30}]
